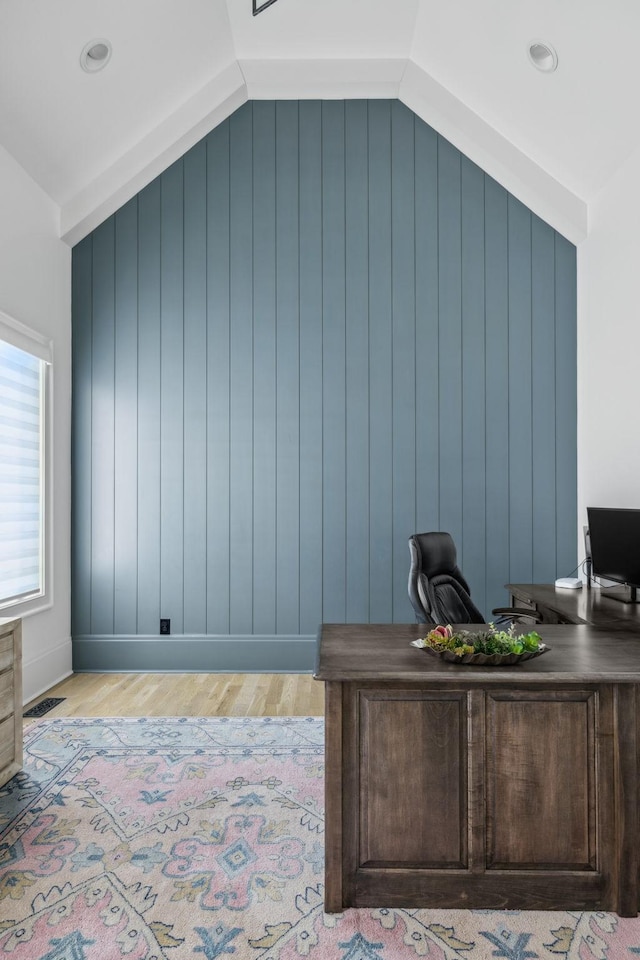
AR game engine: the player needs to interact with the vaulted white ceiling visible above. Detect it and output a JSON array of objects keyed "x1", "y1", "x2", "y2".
[{"x1": 0, "y1": 0, "x2": 636, "y2": 245}]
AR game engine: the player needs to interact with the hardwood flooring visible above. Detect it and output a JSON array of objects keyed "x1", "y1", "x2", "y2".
[{"x1": 24, "y1": 673, "x2": 324, "y2": 720}]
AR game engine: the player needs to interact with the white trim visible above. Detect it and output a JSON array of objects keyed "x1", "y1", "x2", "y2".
[
  {"x1": 1, "y1": 596, "x2": 53, "y2": 617},
  {"x1": 22, "y1": 636, "x2": 73, "y2": 705},
  {"x1": 0, "y1": 309, "x2": 53, "y2": 363},
  {"x1": 58, "y1": 56, "x2": 588, "y2": 248},
  {"x1": 238, "y1": 57, "x2": 406, "y2": 99},
  {"x1": 0, "y1": 315, "x2": 53, "y2": 614},
  {"x1": 399, "y1": 61, "x2": 587, "y2": 244},
  {"x1": 60, "y1": 62, "x2": 247, "y2": 245},
  {"x1": 0, "y1": 399, "x2": 53, "y2": 617}
]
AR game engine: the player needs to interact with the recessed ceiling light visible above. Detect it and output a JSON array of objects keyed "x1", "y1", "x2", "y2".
[
  {"x1": 527, "y1": 40, "x2": 558, "y2": 73},
  {"x1": 80, "y1": 39, "x2": 112, "y2": 73}
]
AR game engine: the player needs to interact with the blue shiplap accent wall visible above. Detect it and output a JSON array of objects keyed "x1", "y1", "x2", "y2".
[{"x1": 71, "y1": 100, "x2": 577, "y2": 670}]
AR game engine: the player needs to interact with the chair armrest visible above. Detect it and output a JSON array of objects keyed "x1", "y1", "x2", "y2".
[{"x1": 491, "y1": 606, "x2": 542, "y2": 623}]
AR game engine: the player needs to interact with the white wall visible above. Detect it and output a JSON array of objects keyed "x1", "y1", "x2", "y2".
[
  {"x1": 578, "y1": 143, "x2": 640, "y2": 537},
  {"x1": 0, "y1": 145, "x2": 71, "y2": 702}
]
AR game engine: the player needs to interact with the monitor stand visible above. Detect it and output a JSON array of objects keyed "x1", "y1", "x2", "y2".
[{"x1": 601, "y1": 584, "x2": 640, "y2": 604}]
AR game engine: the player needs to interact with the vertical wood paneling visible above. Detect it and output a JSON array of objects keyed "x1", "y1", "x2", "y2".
[
  {"x1": 137, "y1": 181, "x2": 161, "y2": 634},
  {"x1": 298, "y1": 102, "x2": 324, "y2": 635},
  {"x1": 276, "y1": 101, "x2": 300, "y2": 633},
  {"x1": 391, "y1": 102, "x2": 416, "y2": 620},
  {"x1": 345, "y1": 100, "x2": 370, "y2": 622},
  {"x1": 183, "y1": 141, "x2": 208, "y2": 634},
  {"x1": 531, "y1": 216, "x2": 557, "y2": 583},
  {"x1": 322, "y1": 101, "x2": 347, "y2": 623},
  {"x1": 72, "y1": 101, "x2": 578, "y2": 644},
  {"x1": 228, "y1": 104, "x2": 254, "y2": 634},
  {"x1": 438, "y1": 138, "x2": 463, "y2": 550},
  {"x1": 484, "y1": 179, "x2": 510, "y2": 614},
  {"x1": 90, "y1": 218, "x2": 115, "y2": 635},
  {"x1": 555, "y1": 236, "x2": 578, "y2": 577},
  {"x1": 414, "y1": 121, "x2": 439, "y2": 534},
  {"x1": 461, "y1": 158, "x2": 486, "y2": 610},
  {"x1": 367, "y1": 100, "x2": 393, "y2": 623},
  {"x1": 206, "y1": 122, "x2": 231, "y2": 635},
  {"x1": 508, "y1": 197, "x2": 533, "y2": 584},
  {"x1": 252, "y1": 101, "x2": 277, "y2": 634},
  {"x1": 160, "y1": 160, "x2": 185, "y2": 633},
  {"x1": 114, "y1": 199, "x2": 138, "y2": 634},
  {"x1": 71, "y1": 237, "x2": 93, "y2": 636}
]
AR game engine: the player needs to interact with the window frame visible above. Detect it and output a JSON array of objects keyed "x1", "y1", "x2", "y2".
[{"x1": 0, "y1": 309, "x2": 53, "y2": 616}]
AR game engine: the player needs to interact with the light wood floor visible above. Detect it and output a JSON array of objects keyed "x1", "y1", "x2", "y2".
[{"x1": 25, "y1": 673, "x2": 324, "y2": 720}]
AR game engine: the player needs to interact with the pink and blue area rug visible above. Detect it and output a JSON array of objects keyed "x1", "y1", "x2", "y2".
[{"x1": 1, "y1": 718, "x2": 640, "y2": 960}]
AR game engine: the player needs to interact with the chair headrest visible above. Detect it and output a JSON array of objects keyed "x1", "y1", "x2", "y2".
[{"x1": 410, "y1": 532, "x2": 459, "y2": 581}]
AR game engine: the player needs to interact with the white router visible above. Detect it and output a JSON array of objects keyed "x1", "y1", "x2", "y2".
[{"x1": 555, "y1": 577, "x2": 582, "y2": 590}]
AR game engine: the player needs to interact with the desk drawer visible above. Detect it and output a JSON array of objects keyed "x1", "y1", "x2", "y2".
[
  {"x1": 0, "y1": 634, "x2": 13, "y2": 672},
  {"x1": 0, "y1": 669, "x2": 14, "y2": 722},
  {"x1": 0, "y1": 713, "x2": 15, "y2": 773}
]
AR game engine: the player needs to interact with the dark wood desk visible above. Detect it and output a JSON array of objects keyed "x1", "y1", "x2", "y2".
[
  {"x1": 315, "y1": 622, "x2": 640, "y2": 916},
  {"x1": 508, "y1": 583, "x2": 640, "y2": 627}
]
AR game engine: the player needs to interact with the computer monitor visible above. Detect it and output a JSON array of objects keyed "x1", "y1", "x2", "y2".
[{"x1": 586, "y1": 506, "x2": 640, "y2": 603}]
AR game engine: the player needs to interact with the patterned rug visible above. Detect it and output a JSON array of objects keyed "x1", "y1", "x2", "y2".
[{"x1": 1, "y1": 718, "x2": 640, "y2": 960}]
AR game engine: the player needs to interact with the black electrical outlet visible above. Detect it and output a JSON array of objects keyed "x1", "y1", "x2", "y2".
[{"x1": 160, "y1": 618, "x2": 171, "y2": 635}]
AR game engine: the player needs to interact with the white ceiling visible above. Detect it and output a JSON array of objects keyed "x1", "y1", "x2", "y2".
[
  {"x1": 0, "y1": 0, "x2": 635, "y2": 244},
  {"x1": 228, "y1": 0, "x2": 419, "y2": 59},
  {"x1": 411, "y1": 0, "x2": 640, "y2": 202},
  {"x1": 0, "y1": 0, "x2": 236, "y2": 204}
]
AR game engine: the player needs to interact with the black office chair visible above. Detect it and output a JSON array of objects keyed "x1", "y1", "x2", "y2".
[{"x1": 408, "y1": 531, "x2": 541, "y2": 625}]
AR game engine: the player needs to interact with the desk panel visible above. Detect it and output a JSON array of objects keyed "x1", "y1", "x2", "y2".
[
  {"x1": 507, "y1": 583, "x2": 640, "y2": 628},
  {"x1": 316, "y1": 623, "x2": 635, "y2": 915}
]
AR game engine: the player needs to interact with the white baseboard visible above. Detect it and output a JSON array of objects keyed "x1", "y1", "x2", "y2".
[{"x1": 23, "y1": 637, "x2": 73, "y2": 705}]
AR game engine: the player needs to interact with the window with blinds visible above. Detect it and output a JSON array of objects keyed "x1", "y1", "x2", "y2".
[{"x1": 0, "y1": 338, "x2": 45, "y2": 607}]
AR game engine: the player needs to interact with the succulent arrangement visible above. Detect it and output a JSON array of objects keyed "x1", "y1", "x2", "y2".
[{"x1": 420, "y1": 622, "x2": 544, "y2": 657}]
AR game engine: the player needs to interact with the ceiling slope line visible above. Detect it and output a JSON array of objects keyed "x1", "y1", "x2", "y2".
[
  {"x1": 400, "y1": 61, "x2": 587, "y2": 244},
  {"x1": 60, "y1": 57, "x2": 587, "y2": 247},
  {"x1": 60, "y1": 62, "x2": 248, "y2": 246}
]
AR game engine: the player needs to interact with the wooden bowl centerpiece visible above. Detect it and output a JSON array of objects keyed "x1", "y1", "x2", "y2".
[{"x1": 411, "y1": 623, "x2": 550, "y2": 665}]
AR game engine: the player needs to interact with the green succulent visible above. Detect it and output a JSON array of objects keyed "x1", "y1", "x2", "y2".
[{"x1": 422, "y1": 624, "x2": 543, "y2": 656}]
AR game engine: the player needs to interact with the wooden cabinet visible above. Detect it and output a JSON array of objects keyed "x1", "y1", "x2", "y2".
[
  {"x1": 0, "y1": 617, "x2": 22, "y2": 787},
  {"x1": 358, "y1": 691, "x2": 468, "y2": 868},
  {"x1": 317, "y1": 623, "x2": 640, "y2": 916}
]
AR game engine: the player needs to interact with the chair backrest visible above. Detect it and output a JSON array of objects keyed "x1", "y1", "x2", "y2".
[{"x1": 407, "y1": 531, "x2": 485, "y2": 625}]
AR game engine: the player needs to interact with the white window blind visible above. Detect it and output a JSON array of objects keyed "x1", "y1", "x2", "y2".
[{"x1": 0, "y1": 338, "x2": 44, "y2": 606}]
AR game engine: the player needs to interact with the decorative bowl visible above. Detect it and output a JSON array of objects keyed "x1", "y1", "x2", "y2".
[{"x1": 410, "y1": 638, "x2": 550, "y2": 666}]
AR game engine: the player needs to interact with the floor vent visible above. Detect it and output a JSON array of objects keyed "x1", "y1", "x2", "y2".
[{"x1": 23, "y1": 697, "x2": 66, "y2": 718}]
